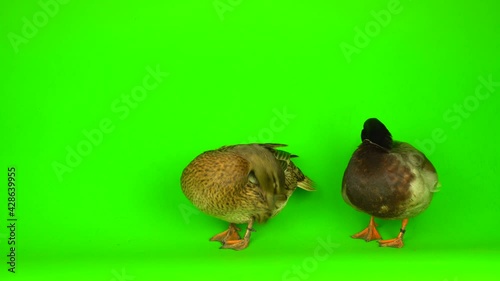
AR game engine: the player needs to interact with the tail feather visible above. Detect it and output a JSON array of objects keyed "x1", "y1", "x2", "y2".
[
  {"x1": 259, "y1": 143, "x2": 288, "y2": 149},
  {"x1": 297, "y1": 176, "x2": 315, "y2": 191},
  {"x1": 273, "y1": 149, "x2": 292, "y2": 162}
]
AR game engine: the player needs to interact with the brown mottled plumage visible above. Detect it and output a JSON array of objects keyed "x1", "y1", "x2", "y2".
[
  {"x1": 342, "y1": 118, "x2": 440, "y2": 248},
  {"x1": 181, "y1": 143, "x2": 314, "y2": 250}
]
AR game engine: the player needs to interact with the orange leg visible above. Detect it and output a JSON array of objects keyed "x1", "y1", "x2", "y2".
[
  {"x1": 378, "y1": 218, "x2": 408, "y2": 248},
  {"x1": 352, "y1": 216, "x2": 382, "y2": 242},
  {"x1": 209, "y1": 223, "x2": 241, "y2": 243},
  {"x1": 220, "y1": 219, "x2": 255, "y2": 251}
]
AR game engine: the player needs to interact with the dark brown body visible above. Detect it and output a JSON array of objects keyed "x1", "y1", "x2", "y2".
[{"x1": 342, "y1": 140, "x2": 439, "y2": 220}]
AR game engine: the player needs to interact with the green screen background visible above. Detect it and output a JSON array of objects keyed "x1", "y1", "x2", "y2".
[{"x1": 1, "y1": 0, "x2": 499, "y2": 280}]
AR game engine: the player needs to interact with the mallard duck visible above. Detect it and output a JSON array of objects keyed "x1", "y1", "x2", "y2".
[
  {"x1": 342, "y1": 118, "x2": 440, "y2": 248},
  {"x1": 181, "y1": 143, "x2": 314, "y2": 250}
]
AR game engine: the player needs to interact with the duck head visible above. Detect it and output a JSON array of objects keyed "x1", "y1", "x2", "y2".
[{"x1": 361, "y1": 118, "x2": 393, "y2": 150}]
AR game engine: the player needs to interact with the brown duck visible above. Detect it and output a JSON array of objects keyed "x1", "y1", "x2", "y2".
[
  {"x1": 181, "y1": 143, "x2": 314, "y2": 250},
  {"x1": 342, "y1": 118, "x2": 440, "y2": 248}
]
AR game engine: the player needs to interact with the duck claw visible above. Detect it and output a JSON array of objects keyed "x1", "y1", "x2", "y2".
[
  {"x1": 209, "y1": 224, "x2": 241, "y2": 243},
  {"x1": 378, "y1": 237, "x2": 404, "y2": 248},
  {"x1": 220, "y1": 238, "x2": 249, "y2": 251},
  {"x1": 351, "y1": 216, "x2": 382, "y2": 242}
]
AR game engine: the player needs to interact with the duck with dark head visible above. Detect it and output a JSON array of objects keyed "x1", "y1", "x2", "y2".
[{"x1": 342, "y1": 118, "x2": 441, "y2": 248}]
